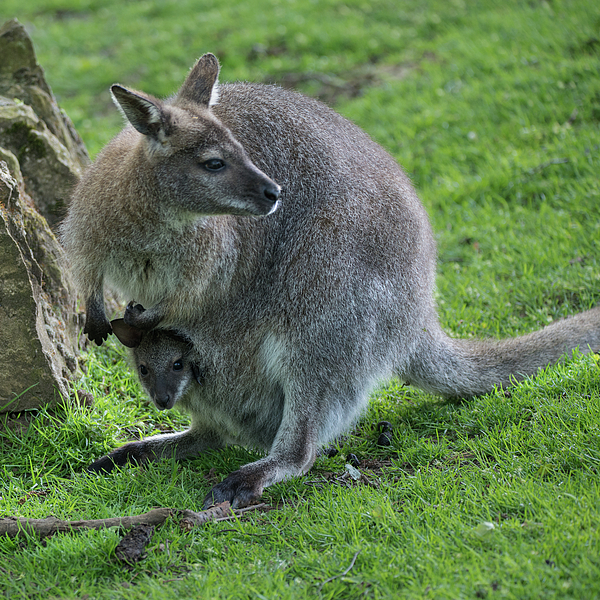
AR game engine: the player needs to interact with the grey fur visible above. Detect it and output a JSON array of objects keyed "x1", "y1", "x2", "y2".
[{"x1": 66, "y1": 54, "x2": 600, "y2": 508}]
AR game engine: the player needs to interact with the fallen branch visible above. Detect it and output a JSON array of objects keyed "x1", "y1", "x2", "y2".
[
  {"x1": 0, "y1": 502, "x2": 270, "y2": 539},
  {"x1": 0, "y1": 507, "x2": 174, "y2": 539},
  {"x1": 115, "y1": 523, "x2": 156, "y2": 565}
]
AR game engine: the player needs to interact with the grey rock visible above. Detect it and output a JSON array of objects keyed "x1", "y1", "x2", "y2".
[
  {"x1": 0, "y1": 162, "x2": 82, "y2": 412},
  {"x1": 0, "y1": 19, "x2": 89, "y2": 227},
  {"x1": 0, "y1": 19, "x2": 87, "y2": 414}
]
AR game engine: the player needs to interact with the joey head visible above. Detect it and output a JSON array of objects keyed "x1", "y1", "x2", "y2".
[
  {"x1": 87, "y1": 318, "x2": 210, "y2": 475},
  {"x1": 111, "y1": 318, "x2": 203, "y2": 411}
]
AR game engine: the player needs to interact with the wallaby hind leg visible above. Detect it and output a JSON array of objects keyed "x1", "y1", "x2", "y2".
[
  {"x1": 204, "y1": 416, "x2": 318, "y2": 509},
  {"x1": 204, "y1": 381, "x2": 370, "y2": 509},
  {"x1": 87, "y1": 425, "x2": 224, "y2": 474}
]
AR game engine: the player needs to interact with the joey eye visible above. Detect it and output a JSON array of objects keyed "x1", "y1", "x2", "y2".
[
  {"x1": 173, "y1": 359, "x2": 184, "y2": 371},
  {"x1": 203, "y1": 158, "x2": 226, "y2": 172},
  {"x1": 139, "y1": 365, "x2": 149, "y2": 376}
]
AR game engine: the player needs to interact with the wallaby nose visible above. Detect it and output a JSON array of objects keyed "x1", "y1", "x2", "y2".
[{"x1": 263, "y1": 182, "x2": 281, "y2": 204}]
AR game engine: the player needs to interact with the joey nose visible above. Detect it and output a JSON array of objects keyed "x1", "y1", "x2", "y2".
[{"x1": 155, "y1": 395, "x2": 170, "y2": 410}]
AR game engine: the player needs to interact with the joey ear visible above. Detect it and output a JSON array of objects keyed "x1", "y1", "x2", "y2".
[
  {"x1": 111, "y1": 85, "x2": 172, "y2": 138},
  {"x1": 110, "y1": 319, "x2": 144, "y2": 348},
  {"x1": 191, "y1": 363, "x2": 204, "y2": 385},
  {"x1": 176, "y1": 53, "x2": 220, "y2": 107}
]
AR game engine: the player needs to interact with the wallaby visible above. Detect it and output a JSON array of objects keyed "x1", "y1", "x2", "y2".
[
  {"x1": 90, "y1": 318, "x2": 287, "y2": 481},
  {"x1": 86, "y1": 319, "x2": 217, "y2": 474},
  {"x1": 64, "y1": 54, "x2": 600, "y2": 508}
]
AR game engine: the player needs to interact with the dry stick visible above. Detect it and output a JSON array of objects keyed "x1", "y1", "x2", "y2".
[
  {"x1": 0, "y1": 507, "x2": 174, "y2": 539},
  {"x1": 527, "y1": 157, "x2": 569, "y2": 175},
  {"x1": 0, "y1": 502, "x2": 268, "y2": 539},
  {"x1": 319, "y1": 549, "x2": 361, "y2": 590}
]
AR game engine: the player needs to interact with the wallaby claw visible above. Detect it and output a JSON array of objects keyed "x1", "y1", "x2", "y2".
[
  {"x1": 203, "y1": 470, "x2": 263, "y2": 510},
  {"x1": 83, "y1": 318, "x2": 112, "y2": 346}
]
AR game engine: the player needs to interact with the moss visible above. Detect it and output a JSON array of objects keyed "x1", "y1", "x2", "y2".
[
  {"x1": 2, "y1": 121, "x2": 47, "y2": 165},
  {"x1": 4, "y1": 122, "x2": 47, "y2": 162}
]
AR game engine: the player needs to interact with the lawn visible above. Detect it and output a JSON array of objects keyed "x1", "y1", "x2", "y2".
[{"x1": 1, "y1": 0, "x2": 599, "y2": 598}]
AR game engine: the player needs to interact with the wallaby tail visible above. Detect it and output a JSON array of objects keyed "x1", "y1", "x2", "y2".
[{"x1": 406, "y1": 306, "x2": 600, "y2": 398}]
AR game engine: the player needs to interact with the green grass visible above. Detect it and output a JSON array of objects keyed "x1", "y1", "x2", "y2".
[{"x1": 1, "y1": 0, "x2": 600, "y2": 598}]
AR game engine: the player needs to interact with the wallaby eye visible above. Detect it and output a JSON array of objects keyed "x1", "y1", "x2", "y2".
[
  {"x1": 139, "y1": 365, "x2": 149, "y2": 376},
  {"x1": 173, "y1": 359, "x2": 184, "y2": 371},
  {"x1": 203, "y1": 158, "x2": 226, "y2": 172}
]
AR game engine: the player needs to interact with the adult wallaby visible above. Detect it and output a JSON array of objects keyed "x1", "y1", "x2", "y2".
[{"x1": 64, "y1": 54, "x2": 600, "y2": 508}]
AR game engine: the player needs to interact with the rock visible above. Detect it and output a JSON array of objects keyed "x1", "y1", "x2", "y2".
[
  {"x1": 0, "y1": 162, "x2": 82, "y2": 413},
  {"x1": 0, "y1": 19, "x2": 86, "y2": 414},
  {"x1": 0, "y1": 19, "x2": 89, "y2": 227}
]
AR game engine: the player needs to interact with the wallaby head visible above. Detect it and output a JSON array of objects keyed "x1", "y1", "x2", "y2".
[
  {"x1": 111, "y1": 319, "x2": 202, "y2": 411},
  {"x1": 110, "y1": 53, "x2": 281, "y2": 217}
]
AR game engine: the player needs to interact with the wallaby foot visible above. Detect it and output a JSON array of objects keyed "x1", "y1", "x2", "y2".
[
  {"x1": 204, "y1": 445, "x2": 317, "y2": 509},
  {"x1": 204, "y1": 467, "x2": 265, "y2": 509},
  {"x1": 124, "y1": 301, "x2": 164, "y2": 331},
  {"x1": 87, "y1": 441, "x2": 145, "y2": 473},
  {"x1": 87, "y1": 428, "x2": 225, "y2": 477}
]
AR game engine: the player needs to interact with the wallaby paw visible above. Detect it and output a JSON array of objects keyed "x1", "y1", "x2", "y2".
[
  {"x1": 86, "y1": 444, "x2": 143, "y2": 474},
  {"x1": 203, "y1": 470, "x2": 263, "y2": 509},
  {"x1": 83, "y1": 318, "x2": 113, "y2": 346}
]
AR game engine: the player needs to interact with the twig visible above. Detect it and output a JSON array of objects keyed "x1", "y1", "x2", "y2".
[
  {"x1": 527, "y1": 157, "x2": 569, "y2": 175},
  {"x1": 0, "y1": 502, "x2": 271, "y2": 539},
  {"x1": 179, "y1": 502, "x2": 269, "y2": 529},
  {"x1": 178, "y1": 502, "x2": 234, "y2": 530},
  {"x1": 319, "y1": 550, "x2": 361, "y2": 590}
]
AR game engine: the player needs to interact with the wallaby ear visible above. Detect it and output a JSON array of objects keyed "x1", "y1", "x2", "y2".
[
  {"x1": 111, "y1": 85, "x2": 171, "y2": 139},
  {"x1": 191, "y1": 363, "x2": 204, "y2": 385},
  {"x1": 110, "y1": 319, "x2": 144, "y2": 348},
  {"x1": 176, "y1": 53, "x2": 220, "y2": 107}
]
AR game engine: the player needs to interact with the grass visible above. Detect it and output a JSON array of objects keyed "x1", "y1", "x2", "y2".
[{"x1": 1, "y1": 0, "x2": 600, "y2": 597}]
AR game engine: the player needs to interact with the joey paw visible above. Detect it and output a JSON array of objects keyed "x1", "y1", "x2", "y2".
[
  {"x1": 124, "y1": 301, "x2": 163, "y2": 330},
  {"x1": 203, "y1": 469, "x2": 263, "y2": 509},
  {"x1": 124, "y1": 301, "x2": 147, "y2": 324}
]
